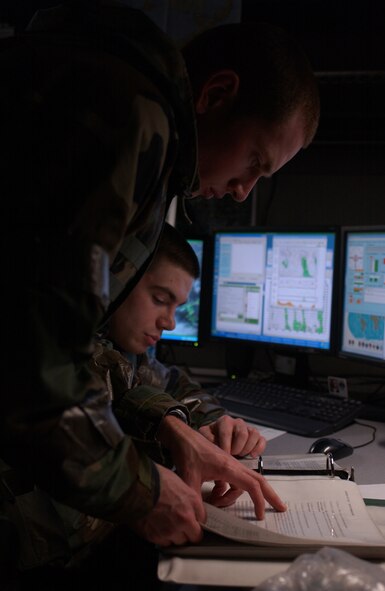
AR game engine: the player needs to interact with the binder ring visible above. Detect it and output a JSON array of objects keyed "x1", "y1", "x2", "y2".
[{"x1": 326, "y1": 453, "x2": 335, "y2": 477}]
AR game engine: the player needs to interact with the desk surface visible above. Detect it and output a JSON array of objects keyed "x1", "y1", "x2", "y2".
[
  {"x1": 262, "y1": 418, "x2": 385, "y2": 484},
  {"x1": 160, "y1": 418, "x2": 385, "y2": 589}
]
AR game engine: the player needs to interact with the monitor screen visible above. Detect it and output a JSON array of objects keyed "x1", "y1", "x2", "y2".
[
  {"x1": 210, "y1": 228, "x2": 337, "y2": 352},
  {"x1": 160, "y1": 237, "x2": 204, "y2": 347},
  {"x1": 339, "y1": 227, "x2": 385, "y2": 364}
]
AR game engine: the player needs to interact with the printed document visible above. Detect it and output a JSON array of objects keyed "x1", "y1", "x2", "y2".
[{"x1": 203, "y1": 476, "x2": 385, "y2": 547}]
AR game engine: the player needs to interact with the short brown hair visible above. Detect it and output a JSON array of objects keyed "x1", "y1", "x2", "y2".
[
  {"x1": 151, "y1": 223, "x2": 200, "y2": 279},
  {"x1": 183, "y1": 21, "x2": 320, "y2": 147}
]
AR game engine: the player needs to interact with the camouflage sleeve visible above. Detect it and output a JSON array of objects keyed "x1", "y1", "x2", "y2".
[
  {"x1": 90, "y1": 345, "x2": 190, "y2": 439},
  {"x1": 112, "y1": 383, "x2": 191, "y2": 440},
  {"x1": 1, "y1": 54, "x2": 174, "y2": 523},
  {"x1": 137, "y1": 355, "x2": 226, "y2": 429},
  {"x1": 1, "y1": 15, "x2": 193, "y2": 525},
  {"x1": 2, "y1": 283, "x2": 160, "y2": 526}
]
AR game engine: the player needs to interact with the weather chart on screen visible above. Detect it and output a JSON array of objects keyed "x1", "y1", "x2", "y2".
[
  {"x1": 340, "y1": 229, "x2": 385, "y2": 362},
  {"x1": 211, "y1": 229, "x2": 336, "y2": 352},
  {"x1": 262, "y1": 232, "x2": 334, "y2": 348}
]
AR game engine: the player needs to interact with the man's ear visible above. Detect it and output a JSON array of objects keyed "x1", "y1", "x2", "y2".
[{"x1": 195, "y1": 70, "x2": 239, "y2": 114}]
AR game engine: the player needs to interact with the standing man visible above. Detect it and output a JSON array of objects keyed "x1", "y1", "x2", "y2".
[{"x1": 0, "y1": 0, "x2": 319, "y2": 583}]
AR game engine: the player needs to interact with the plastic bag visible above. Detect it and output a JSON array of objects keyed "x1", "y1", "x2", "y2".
[{"x1": 256, "y1": 547, "x2": 385, "y2": 591}]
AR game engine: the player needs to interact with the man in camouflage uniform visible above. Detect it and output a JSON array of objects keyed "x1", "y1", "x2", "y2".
[
  {"x1": 45, "y1": 222, "x2": 267, "y2": 575},
  {"x1": 0, "y1": 0, "x2": 319, "y2": 586},
  {"x1": 93, "y1": 222, "x2": 267, "y2": 465},
  {"x1": 1, "y1": 222, "x2": 268, "y2": 586}
]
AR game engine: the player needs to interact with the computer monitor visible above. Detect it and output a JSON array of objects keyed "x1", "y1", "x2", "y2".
[
  {"x1": 210, "y1": 228, "x2": 338, "y2": 354},
  {"x1": 339, "y1": 226, "x2": 385, "y2": 365},
  {"x1": 160, "y1": 237, "x2": 205, "y2": 347}
]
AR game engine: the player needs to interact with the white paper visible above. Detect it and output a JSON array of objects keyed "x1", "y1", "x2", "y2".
[
  {"x1": 359, "y1": 483, "x2": 385, "y2": 501},
  {"x1": 157, "y1": 555, "x2": 292, "y2": 587},
  {"x1": 203, "y1": 476, "x2": 385, "y2": 547},
  {"x1": 246, "y1": 422, "x2": 285, "y2": 441}
]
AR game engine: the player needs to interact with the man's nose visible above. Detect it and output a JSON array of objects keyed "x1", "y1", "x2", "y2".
[
  {"x1": 158, "y1": 312, "x2": 176, "y2": 332},
  {"x1": 228, "y1": 178, "x2": 258, "y2": 202}
]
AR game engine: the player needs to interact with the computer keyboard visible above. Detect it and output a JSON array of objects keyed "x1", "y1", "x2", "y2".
[{"x1": 213, "y1": 379, "x2": 363, "y2": 437}]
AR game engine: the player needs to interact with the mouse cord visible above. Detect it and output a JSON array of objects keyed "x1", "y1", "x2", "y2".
[{"x1": 352, "y1": 420, "x2": 377, "y2": 448}]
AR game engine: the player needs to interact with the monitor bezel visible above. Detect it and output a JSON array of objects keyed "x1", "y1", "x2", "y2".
[
  {"x1": 207, "y1": 225, "x2": 340, "y2": 356},
  {"x1": 337, "y1": 225, "x2": 385, "y2": 368}
]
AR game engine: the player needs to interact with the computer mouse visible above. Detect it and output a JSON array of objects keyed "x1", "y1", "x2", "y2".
[{"x1": 308, "y1": 437, "x2": 353, "y2": 460}]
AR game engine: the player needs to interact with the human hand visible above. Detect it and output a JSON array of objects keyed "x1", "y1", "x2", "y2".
[
  {"x1": 198, "y1": 415, "x2": 266, "y2": 457},
  {"x1": 157, "y1": 416, "x2": 286, "y2": 520},
  {"x1": 132, "y1": 463, "x2": 205, "y2": 547}
]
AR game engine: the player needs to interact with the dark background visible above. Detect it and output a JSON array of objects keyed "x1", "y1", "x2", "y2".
[{"x1": 2, "y1": 1, "x2": 384, "y2": 396}]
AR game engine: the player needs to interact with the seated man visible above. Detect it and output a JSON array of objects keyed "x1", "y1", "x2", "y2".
[
  {"x1": 12, "y1": 223, "x2": 267, "y2": 579},
  {"x1": 92, "y1": 222, "x2": 267, "y2": 465}
]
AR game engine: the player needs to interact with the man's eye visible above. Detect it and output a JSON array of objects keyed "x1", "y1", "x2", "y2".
[
  {"x1": 250, "y1": 159, "x2": 261, "y2": 172},
  {"x1": 153, "y1": 295, "x2": 166, "y2": 305}
]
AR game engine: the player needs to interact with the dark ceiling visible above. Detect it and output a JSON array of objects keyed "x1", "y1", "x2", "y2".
[
  {"x1": 242, "y1": 0, "x2": 384, "y2": 72},
  {"x1": 242, "y1": 0, "x2": 385, "y2": 144}
]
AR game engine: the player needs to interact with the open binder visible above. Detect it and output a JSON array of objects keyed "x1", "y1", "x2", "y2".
[
  {"x1": 247, "y1": 452, "x2": 354, "y2": 480},
  {"x1": 164, "y1": 454, "x2": 385, "y2": 560}
]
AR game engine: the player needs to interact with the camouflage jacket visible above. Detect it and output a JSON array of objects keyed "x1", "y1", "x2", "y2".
[
  {"x1": 0, "y1": 344, "x2": 224, "y2": 570},
  {"x1": 91, "y1": 341, "x2": 225, "y2": 463},
  {"x1": 0, "y1": 0, "x2": 199, "y2": 559}
]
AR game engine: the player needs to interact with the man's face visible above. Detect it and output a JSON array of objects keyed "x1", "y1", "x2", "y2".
[
  {"x1": 193, "y1": 108, "x2": 306, "y2": 202},
  {"x1": 108, "y1": 258, "x2": 193, "y2": 354}
]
